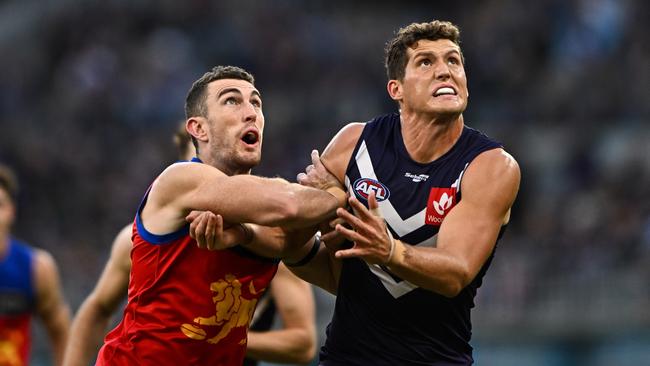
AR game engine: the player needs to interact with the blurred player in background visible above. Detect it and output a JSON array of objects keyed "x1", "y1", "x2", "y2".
[
  {"x1": 0, "y1": 164, "x2": 71, "y2": 366},
  {"x1": 63, "y1": 121, "x2": 316, "y2": 366},
  {"x1": 92, "y1": 66, "x2": 341, "y2": 365}
]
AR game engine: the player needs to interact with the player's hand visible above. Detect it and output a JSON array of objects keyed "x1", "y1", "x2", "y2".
[
  {"x1": 319, "y1": 217, "x2": 347, "y2": 251},
  {"x1": 297, "y1": 150, "x2": 343, "y2": 192},
  {"x1": 325, "y1": 191, "x2": 397, "y2": 265},
  {"x1": 186, "y1": 211, "x2": 241, "y2": 250}
]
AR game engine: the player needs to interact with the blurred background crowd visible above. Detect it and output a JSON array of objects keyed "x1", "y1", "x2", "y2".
[{"x1": 0, "y1": 0, "x2": 648, "y2": 365}]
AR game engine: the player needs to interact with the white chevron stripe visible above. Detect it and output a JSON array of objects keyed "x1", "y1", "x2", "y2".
[
  {"x1": 349, "y1": 139, "x2": 440, "y2": 299},
  {"x1": 354, "y1": 142, "x2": 426, "y2": 237},
  {"x1": 364, "y1": 234, "x2": 437, "y2": 298},
  {"x1": 367, "y1": 264, "x2": 418, "y2": 298}
]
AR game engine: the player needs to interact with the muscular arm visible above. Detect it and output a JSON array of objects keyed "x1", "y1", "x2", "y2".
[
  {"x1": 286, "y1": 244, "x2": 341, "y2": 295},
  {"x1": 34, "y1": 249, "x2": 71, "y2": 366},
  {"x1": 63, "y1": 225, "x2": 132, "y2": 366},
  {"x1": 143, "y1": 162, "x2": 346, "y2": 236},
  {"x1": 246, "y1": 263, "x2": 316, "y2": 364},
  {"x1": 334, "y1": 149, "x2": 521, "y2": 297},
  {"x1": 388, "y1": 149, "x2": 519, "y2": 296}
]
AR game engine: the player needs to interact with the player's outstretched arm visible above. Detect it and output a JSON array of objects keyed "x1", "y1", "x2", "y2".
[
  {"x1": 34, "y1": 249, "x2": 71, "y2": 366},
  {"x1": 143, "y1": 162, "x2": 347, "y2": 237},
  {"x1": 246, "y1": 263, "x2": 316, "y2": 364},
  {"x1": 63, "y1": 225, "x2": 132, "y2": 366},
  {"x1": 330, "y1": 149, "x2": 520, "y2": 297}
]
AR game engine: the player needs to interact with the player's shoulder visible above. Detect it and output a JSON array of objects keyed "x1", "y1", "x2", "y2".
[
  {"x1": 326, "y1": 122, "x2": 366, "y2": 150},
  {"x1": 32, "y1": 248, "x2": 61, "y2": 287},
  {"x1": 477, "y1": 148, "x2": 519, "y2": 171},
  {"x1": 322, "y1": 122, "x2": 366, "y2": 178},
  {"x1": 157, "y1": 159, "x2": 217, "y2": 181},
  {"x1": 32, "y1": 248, "x2": 56, "y2": 269},
  {"x1": 466, "y1": 148, "x2": 521, "y2": 191},
  {"x1": 334, "y1": 122, "x2": 366, "y2": 142},
  {"x1": 152, "y1": 158, "x2": 226, "y2": 196}
]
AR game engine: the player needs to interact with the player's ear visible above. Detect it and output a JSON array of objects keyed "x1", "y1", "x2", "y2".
[
  {"x1": 186, "y1": 117, "x2": 208, "y2": 143},
  {"x1": 387, "y1": 79, "x2": 402, "y2": 101}
]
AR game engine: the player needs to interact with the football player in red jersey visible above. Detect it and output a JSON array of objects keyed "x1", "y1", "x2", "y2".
[
  {"x1": 64, "y1": 122, "x2": 316, "y2": 366},
  {"x1": 93, "y1": 66, "x2": 342, "y2": 366}
]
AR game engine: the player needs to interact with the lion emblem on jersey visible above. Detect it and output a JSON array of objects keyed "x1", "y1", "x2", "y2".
[{"x1": 181, "y1": 274, "x2": 263, "y2": 345}]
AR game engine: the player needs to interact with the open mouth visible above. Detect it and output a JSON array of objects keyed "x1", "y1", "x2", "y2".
[
  {"x1": 433, "y1": 86, "x2": 457, "y2": 97},
  {"x1": 241, "y1": 130, "x2": 259, "y2": 145}
]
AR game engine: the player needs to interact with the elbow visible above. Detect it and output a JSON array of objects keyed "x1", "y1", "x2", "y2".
[
  {"x1": 438, "y1": 271, "x2": 471, "y2": 298},
  {"x1": 439, "y1": 282, "x2": 463, "y2": 298},
  {"x1": 281, "y1": 194, "x2": 301, "y2": 224},
  {"x1": 264, "y1": 193, "x2": 301, "y2": 226},
  {"x1": 293, "y1": 349, "x2": 316, "y2": 365},
  {"x1": 294, "y1": 334, "x2": 317, "y2": 364},
  {"x1": 297, "y1": 351, "x2": 316, "y2": 365}
]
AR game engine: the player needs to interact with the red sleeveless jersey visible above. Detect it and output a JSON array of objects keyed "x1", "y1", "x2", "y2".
[{"x1": 96, "y1": 190, "x2": 278, "y2": 365}]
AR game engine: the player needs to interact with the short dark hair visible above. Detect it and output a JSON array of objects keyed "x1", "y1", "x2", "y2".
[
  {"x1": 385, "y1": 20, "x2": 463, "y2": 81},
  {"x1": 173, "y1": 120, "x2": 193, "y2": 159},
  {"x1": 185, "y1": 65, "x2": 255, "y2": 119},
  {"x1": 0, "y1": 164, "x2": 18, "y2": 203},
  {"x1": 184, "y1": 65, "x2": 255, "y2": 151}
]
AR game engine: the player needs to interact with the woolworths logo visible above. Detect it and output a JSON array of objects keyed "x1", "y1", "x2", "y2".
[
  {"x1": 425, "y1": 187, "x2": 457, "y2": 226},
  {"x1": 432, "y1": 192, "x2": 453, "y2": 215}
]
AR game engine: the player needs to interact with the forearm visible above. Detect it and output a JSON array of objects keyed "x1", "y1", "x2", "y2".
[
  {"x1": 63, "y1": 300, "x2": 112, "y2": 366},
  {"x1": 193, "y1": 174, "x2": 345, "y2": 228},
  {"x1": 233, "y1": 225, "x2": 339, "y2": 293},
  {"x1": 236, "y1": 223, "x2": 321, "y2": 261},
  {"x1": 46, "y1": 307, "x2": 71, "y2": 366},
  {"x1": 285, "y1": 244, "x2": 339, "y2": 295},
  {"x1": 281, "y1": 185, "x2": 346, "y2": 229},
  {"x1": 387, "y1": 241, "x2": 470, "y2": 298},
  {"x1": 246, "y1": 328, "x2": 315, "y2": 364}
]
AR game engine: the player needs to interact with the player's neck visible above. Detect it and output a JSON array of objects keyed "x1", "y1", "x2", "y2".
[
  {"x1": 399, "y1": 112, "x2": 464, "y2": 164},
  {"x1": 198, "y1": 154, "x2": 251, "y2": 176}
]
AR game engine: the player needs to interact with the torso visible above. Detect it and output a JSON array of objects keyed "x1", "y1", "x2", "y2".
[
  {"x1": 0, "y1": 239, "x2": 36, "y2": 366},
  {"x1": 96, "y1": 163, "x2": 278, "y2": 366},
  {"x1": 321, "y1": 113, "x2": 505, "y2": 366}
]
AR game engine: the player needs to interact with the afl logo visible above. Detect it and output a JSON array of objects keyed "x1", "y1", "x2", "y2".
[{"x1": 353, "y1": 178, "x2": 390, "y2": 202}]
